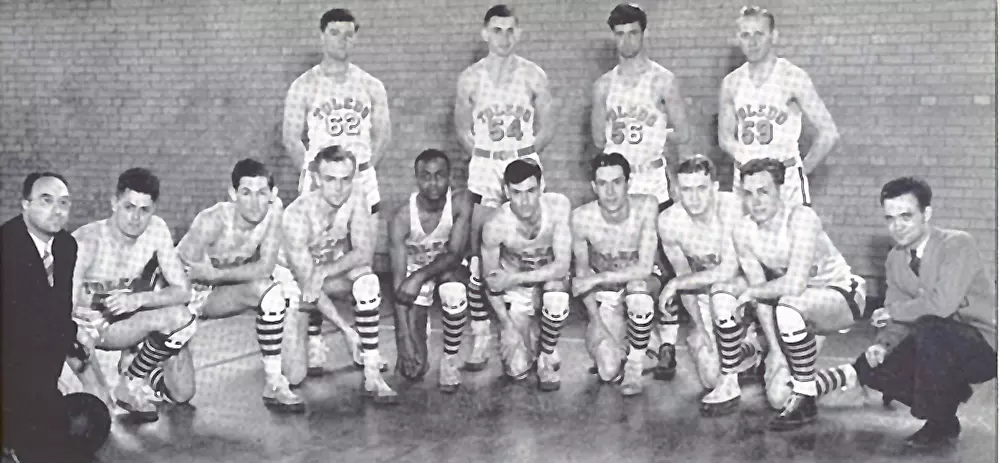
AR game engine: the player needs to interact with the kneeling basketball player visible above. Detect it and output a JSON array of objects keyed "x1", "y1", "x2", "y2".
[
  {"x1": 72, "y1": 168, "x2": 197, "y2": 423},
  {"x1": 176, "y1": 159, "x2": 304, "y2": 412},
  {"x1": 481, "y1": 159, "x2": 572, "y2": 391}
]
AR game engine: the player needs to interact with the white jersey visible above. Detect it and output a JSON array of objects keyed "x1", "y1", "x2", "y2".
[
  {"x1": 471, "y1": 56, "x2": 537, "y2": 152},
  {"x1": 405, "y1": 191, "x2": 453, "y2": 273},
  {"x1": 277, "y1": 191, "x2": 359, "y2": 269},
  {"x1": 300, "y1": 64, "x2": 375, "y2": 165},
  {"x1": 731, "y1": 58, "x2": 805, "y2": 163},
  {"x1": 603, "y1": 62, "x2": 672, "y2": 167},
  {"x1": 744, "y1": 206, "x2": 853, "y2": 287}
]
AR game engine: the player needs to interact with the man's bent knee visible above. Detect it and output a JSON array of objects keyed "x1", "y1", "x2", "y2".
[
  {"x1": 542, "y1": 278, "x2": 570, "y2": 293},
  {"x1": 352, "y1": 273, "x2": 383, "y2": 310},
  {"x1": 439, "y1": 282, "x2": 467, "y2": 315},
  {"x1": 541, "y1": 291, "x2": 570, "y2": 323}
]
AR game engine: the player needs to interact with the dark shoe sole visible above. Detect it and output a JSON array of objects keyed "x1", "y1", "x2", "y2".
[
  {"x1": 699, "y1": 396, "x2": 741, "y2": 417},
  {"x1": 262, "y1": 399, "x2": 306, "y2": 413},
  {"x1": 116, "y1": 400, "x2": 159, "y2": 423}
]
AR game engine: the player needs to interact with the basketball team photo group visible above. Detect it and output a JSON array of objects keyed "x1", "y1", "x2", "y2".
[{"x1": 2, "y1": 3, "x2": 997, "y2": 463}]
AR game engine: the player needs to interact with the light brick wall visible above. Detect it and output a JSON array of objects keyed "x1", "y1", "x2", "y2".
[{"x1": 2, "y1": 0, "x2": 996, "y2": 292}]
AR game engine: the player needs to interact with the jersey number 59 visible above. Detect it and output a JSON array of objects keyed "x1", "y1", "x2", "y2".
[
  {"x1": 740, "y1": 119, "x2": 773, "y2": 145},
  {"x1": 610, "y1": 120, "x2": 643, "y2": 145}
]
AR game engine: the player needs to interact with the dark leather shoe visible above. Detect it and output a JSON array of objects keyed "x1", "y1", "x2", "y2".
[
  {"x1": 653, "y1": 344, "x2": 677, "y2": 381},
  {"x1": 905, "y1": 417, "x2": 960, "y2": 448}
]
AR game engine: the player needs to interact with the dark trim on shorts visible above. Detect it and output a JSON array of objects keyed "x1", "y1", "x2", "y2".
[
  {"x1": 370, "y1": 202, "x2": 381, "y2": 215},
  {"x1": 658, "y1": 198, "x2": 674, "y2": 212},
  {"x1": 797, "y1": 167, "x2": 811, "y2": 207},
  {"x1": 471, "y1": 193, "x2": 483, "y2": 205},
  {"x1": 827, "y1": 278, "x2": 867, "y2": 321}
]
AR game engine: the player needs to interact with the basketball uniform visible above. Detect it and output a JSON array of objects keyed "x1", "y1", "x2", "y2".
[
  {"x1": 467, "y1": 57, "x2": 542, "y2": 208},
  {"x1": 184, "y1": 202, "x2": 280, "y2": 315},
  {"x1": 730, "y1": 58, "x2": 811, "y2": 207},
  {"x1": 404, "y1": 190, "x2": 454, "y2": 306},
  {"x1": 72, "y1": 218, "x2": 175, "y2": 340},
  {"x1": 603, "y1": 62, "x2": 674, "y2": 206},
  {"x1": 296, "y1": 64, "x2": 381, "y2": 213}
]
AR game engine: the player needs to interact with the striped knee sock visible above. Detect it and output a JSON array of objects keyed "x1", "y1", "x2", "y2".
[
  {"x1": 716, "y1": 316, "x2": 748, "y2": 374},
  {"x1": 441, "y1": 305, "x2": 467, "y2": 356},
  {"x1": 126, "y1": 332, "x2": 179, "y2": 379}
]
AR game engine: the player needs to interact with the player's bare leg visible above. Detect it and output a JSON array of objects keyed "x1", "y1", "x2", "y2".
[
  {"x1": 585, "y1": 292, "x2": 627, "y2": 384},
  {"x1": 99, "y1": 305, "x2": 198, "y2": 422}
]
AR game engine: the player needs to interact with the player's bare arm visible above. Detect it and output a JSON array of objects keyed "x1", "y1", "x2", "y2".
[
  {"x1": 71, "y1": 226, "x2": 98, "y2": 309},
  {"x1": 368, "y1": 76, "x2": 392, "y2": 168},
  {"x1": 732, "y1": 216, "x2": 782, "y2": 353},
  {"x1": 282, "y1": 77, "x2": 309, "y2": 171},
  {"x1": 590, "y1": 73, "x2": 611, "y2": 150},
  {"x1": 717, "y1": 75, "x2": 748, "y2": 167},
  {"x1": 742, "y1": 207, "x2": 819, "y2": 301},
  {"x1": 140, "y1": 222, "x2": 191, "y2": 308},
  {"x1": 570, "y1": 207, "x2": 601, "y2": 316},
  {"x1": 530, "y1": 65, "x2": 556, "y2": 152},
  {"x1": 510, "y1": 196, "x2": 572, "y2": 285},
  {"x1": 280, "y1": 203, "x2": 318, "y2": 300},
  {"x1": 413, "y1": 190, "x2": 473, "y2": 284},
  {"x1": 480, "y1": 211, "x2": 512, "y2": 326},
  {"x1": 388, "y1": 202, "x2": 411, "y2": 292},
  {"x1": 658, "y1": 71, "x2": 690, "y2": 188},
  {"x1": 453, "y1": 68, "x2": 478, "y2": 155},
  {"x1": 176, "y1": 208, "x2": 223, "y2": 269},
  {"x1": 594, "y1": 196, "x2": 659, "y2": 285},
  {"x1": 794, "y1": 71, "x2": 840, "y2": 175},
  {"x1": 315, "y1": 197, "x2": 376, "y2": 279},
  {"x1": 665, "y1": 208, "x2": 740, "y2": 294}
]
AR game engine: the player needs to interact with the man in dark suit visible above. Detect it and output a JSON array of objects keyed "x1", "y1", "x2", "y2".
[{"x1": 2, "y1": 172, "x2": 108, "y2": 463}]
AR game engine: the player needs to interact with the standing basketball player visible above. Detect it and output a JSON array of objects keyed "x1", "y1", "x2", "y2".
[
  {"x1": 283, "y1": 8, "x2": 392, "y2": 368},
  {"x1": 657, "y1": 155, "x2": 765, "y2": 413},
  {"x1": 733, "y1": 159, "x2": 867, "y2": 430},
  {"x1": 282, "y1": 146, "x2": 396, "y2": 404},
  {"x1": 718, "y1": 6, "x2": 840, "y2": 207},
  {"x1": 454, "y1": 4, "x2": 556, "y2": 372},
  {"x1": 71, "y1": 168, "x2": 197, "y2": 423},
  {"x1": 389, "y1": 149, "x2": 474, "y2": 392},
  {"x1": 591, "y1": 3, "x2": 690, "y2": 211},
  {"x1": 571, "y1": 153, "x2": 661, "y2": 397},
  {"x1": 176, "y1": 159, "x2": 304, "y2": 413},
  {"x1": 481, "y1": 160, "x2": 571, "y2": 391},
  {"x1": 283, "y1": 7, "x2": 390, "y2": 208}
]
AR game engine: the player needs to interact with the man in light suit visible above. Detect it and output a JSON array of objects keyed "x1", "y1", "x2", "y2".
[{"x1": 2, "y1": 172, "x2": 110, "y2": 463}]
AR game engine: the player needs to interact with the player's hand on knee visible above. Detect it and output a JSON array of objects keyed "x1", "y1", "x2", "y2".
[
  {"x1": 485, "y1": 269, "x2": 518, "y2": 293},
  {"x1": 865, "y1": 344, "x2": 886, "y2": 368},
  {"x1": 735, "y1": 291, "x2": 755, "y2": 308},
  {"x1": 104, "y1": 292, "x2": 143, "y2": 316},
  {"x1": 396, "y1": 277, "x2": 423, "y2": 305},
  {"x1": 572, "y1": 275, "x2": 601, "y2": 297},
  {"x1": 658, "y1": 282, "x2": 678, "y2": 314},
  {"x1": 869, "y1": 308, "x2": 890, "y2": 328}
]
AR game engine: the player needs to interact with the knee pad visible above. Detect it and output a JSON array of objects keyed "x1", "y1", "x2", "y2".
[
  {"x1": 259, "y1": 283, "x2": 287, "y2": 322},
  {"x1": 271, "y1": 265, "x2": 301, "y2": 300},
  {"x1": 541, "y1": 292, "x2": 569, "y2": 323},
  {"x1": 165, "y1": 315, "x2": 197, "y2": 350},
  {"x1": 625, "y1": 293, "x2": 654, "y2": 325},
  {"x1": 774, "y1": 303, "x2": 807, "y2": 339},
  {"x1": 438, "y1": 282, "x2": 468, "y2": 316},
  {"x1": 352, "y1": 273, "x2": 382, "y2": 309}
]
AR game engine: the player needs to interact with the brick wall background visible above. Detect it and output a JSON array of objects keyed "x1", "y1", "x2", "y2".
[{"x1": 2, "y1": 0, "x2": 996, "y2": 292}]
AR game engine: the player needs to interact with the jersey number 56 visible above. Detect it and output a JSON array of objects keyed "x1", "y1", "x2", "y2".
[{"x1": 610, "y1": 120, "x2": 643, "y2": 145}]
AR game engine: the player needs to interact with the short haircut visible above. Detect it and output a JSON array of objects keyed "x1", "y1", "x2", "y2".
[
  {"x1": 484, "y1": 4, "x2": 516, "y2": 25},
  {"x1": 309, "y1": 145, "x2": 357, "y2": 173},
  {"x1": 231, "y1": 158, "x2": 275, "y2": 189},
  {"x1": 739, "y1": 5, "x2": 776, "y2": 31},
  {"x1": 880, "y1": 176, "x2": 933, "y2": 210},
  {"x1": 320, "y1": 8, "x2": 359, "y2": 32},
  {"x1": 590, "y1": 152, "x2": 632, "y2": 181},
  {"x1": 608, "y1": 3, "x2": 647, "y2": 31},
  {"x1": 22, "y1": 171, "x2": 69, "y2": 200},
  {"x1": 503, "y1": 159, "x2": 542, "y2": 186},
  {"x1": 739, "y1": 158, "x2": 784, "y2": 187},
  {"x1": 117, "y1": 168, "x2": 161, "y2": 202},
  {"x1": 677, "y1": 154, "x2": 718, "y2": 182},
  {"x1": 414, "y1": 149, "x2": 451, "y2": 173}
]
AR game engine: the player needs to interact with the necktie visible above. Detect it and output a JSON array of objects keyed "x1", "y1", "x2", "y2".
[
  {"x1": 43, "y1": 248, "x2": 54, "y2": 286},
  {"x1": 909, "y1": 249, "x2": 920, "y2": 277}
]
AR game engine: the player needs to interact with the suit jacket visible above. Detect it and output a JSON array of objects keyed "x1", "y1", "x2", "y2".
[
  {"x1": 1, "y1": 214, "x2": 79, "y2": 433},
  {"x1": 877, "y1": 226, "x2": 998, "y2": 351}
]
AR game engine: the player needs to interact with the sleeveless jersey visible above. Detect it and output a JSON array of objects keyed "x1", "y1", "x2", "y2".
[
  {"x1": 73, "y1": 219, "x2": 171, "y2": 314},
  {"x1": 587, "y1": 196, "x2": 648, "y2": 273},
  {"x1": 405, "y1": 191, "x2": 453, "y2": 272},
  {"x1": 498, "y1": 193, "x2": 562, "y2": 273},
  {"x1": 666, "y1": 193, "x2": 741, "y2": 273},
  {"x1": 731, "y1": 58, "x2": 804, "y2": 162},
  {"x1": 200, "y1": 202, "x2": 276, "y2": 270},
  {"x1": 303, "y1": 64, "x2": 374, "y2": 165},
  {"x1": 471, "y1": 56, "x2": 537, "y2": 152},
  {"x1": 603, "y1": 62, "x2": 672, "y2": 167},
  {"x1": 279, "y1": 191, "x2": 358, "y2": 268},
  {"x1": 747, "y1": 206, "x2": 853, "y2": 286}
]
